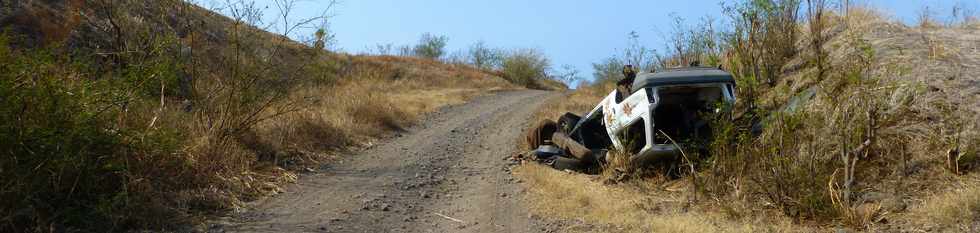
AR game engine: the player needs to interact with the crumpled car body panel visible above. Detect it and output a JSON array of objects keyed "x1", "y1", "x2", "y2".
[{"x1": 575, "y1": 81, "x2": 736, "y2": 164}]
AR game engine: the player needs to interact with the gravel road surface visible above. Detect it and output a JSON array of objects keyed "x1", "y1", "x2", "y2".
[{"x1": 214, "y1": 90, "x2": 561, "y2": 233}]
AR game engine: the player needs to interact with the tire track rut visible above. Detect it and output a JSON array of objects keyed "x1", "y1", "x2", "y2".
[{"x1": 214, "y1": 90, "x2": 560, "y2": 232}]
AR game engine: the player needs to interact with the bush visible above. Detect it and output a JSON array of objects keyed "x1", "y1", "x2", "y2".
[
  {"x1": 500, "y1": 48, "x2": 551, "y2": 88},
  {"x1": 412, "y1": 33, "x2": 449, "y2": 60},
  {"x1": 0, "y1": 32, "x2": 193, "y2": 231},
  {"x1": 591, "y1": 57, "x2": 625, "y2": 84},
  {"x1": 722, "y1": 0, "x2": 800, "y2": 87},
  {"x1": 468, "y1": 41, "x2": 503, "y2": 70}
]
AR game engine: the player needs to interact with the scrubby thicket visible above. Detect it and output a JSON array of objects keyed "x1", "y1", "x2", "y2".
[
  {"x1": 522, "y1": 0, "x2": 980, "y2": 232},
  {"x1": 0, "y1": 0, "x2": 566, "y2": 231}
]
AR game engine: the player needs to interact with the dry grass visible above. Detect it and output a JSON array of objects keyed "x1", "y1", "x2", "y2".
[
  {"x1": 912, "y1": 176, "x2": 980, "y2": 230},
  {"x1": 514, "y1": 164, "x2": 804, "y2": 233}
]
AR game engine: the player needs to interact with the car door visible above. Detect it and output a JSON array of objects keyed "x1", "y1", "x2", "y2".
[{"x1": 602, "y1": 89, "x2": 651, "y2": 150}]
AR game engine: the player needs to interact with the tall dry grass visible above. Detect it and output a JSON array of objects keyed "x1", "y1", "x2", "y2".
[
  {"x1": 913, "y1": 178, "x2": 980, "y2": 229},
  {"x1": 514, "y1": 161, "x2": 805, "y2": 233}
]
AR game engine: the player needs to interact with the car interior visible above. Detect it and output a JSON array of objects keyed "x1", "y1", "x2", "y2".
[{"x1": 651, "y1": 85, "x2": 724, "y2": 144}]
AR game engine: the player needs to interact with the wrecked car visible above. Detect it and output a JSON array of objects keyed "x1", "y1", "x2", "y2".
[{"x1": 527, "y1": 66, "x2": 737, "y2": 170}]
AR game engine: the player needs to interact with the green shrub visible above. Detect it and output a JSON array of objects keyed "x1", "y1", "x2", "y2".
[
  {"x1": 0, "y1": 34, "x2": 189, "y2": 231},
  {"x1": 412, "y1": 33, "x2": 449, "y2": 60},
  {"x1": 591, "y1": 57, "x2": 625, "y2": 85},
  {"x1": 468, "y1": 41, "x2": 504, "y2": 70},
  {"x1": 501, "y1": 48, "x2": 551, "y2": 88},
  {"x1": 722, "y1": 0, "x2": 801, "y2": 87}
]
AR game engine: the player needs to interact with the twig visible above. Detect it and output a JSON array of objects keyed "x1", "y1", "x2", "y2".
[
  {"x1": 433, "y1": 212, "x2": 465, "y2": 224},
  {"x1": 658, "y1": 130, "x2": 698, "y2": 201}
]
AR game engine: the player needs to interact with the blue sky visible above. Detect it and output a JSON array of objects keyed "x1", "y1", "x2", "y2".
[{"x1": 206, "y1": 0, "x2": 976, "y2": 81}]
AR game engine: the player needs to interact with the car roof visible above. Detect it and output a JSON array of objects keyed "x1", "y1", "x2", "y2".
[{"x1": 631, "y1": 67, "x2": 735, "y2": 92}]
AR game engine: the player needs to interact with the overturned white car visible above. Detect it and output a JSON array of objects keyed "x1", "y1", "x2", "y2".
[{"x1": 528, "y1": 67, "x2": 737, "y2": 170}]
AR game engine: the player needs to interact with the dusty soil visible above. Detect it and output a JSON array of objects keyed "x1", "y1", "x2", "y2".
[{"x1": 210, "y1": 90, "x2": 563, "y2": 233}]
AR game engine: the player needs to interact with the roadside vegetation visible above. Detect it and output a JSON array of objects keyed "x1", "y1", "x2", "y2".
[
  {"x1": 0, "y1": 0, "x2": 569, "y2": 231},
  {"x1": 394, "y1": 36, "x2": 569, "y2": 90},
  {"x1": 517, "y1": 1, "x2": 980, "y2": 232}
]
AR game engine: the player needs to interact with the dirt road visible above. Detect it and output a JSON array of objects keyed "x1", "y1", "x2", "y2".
[{"x1": 213, "y1": 90, "x2": 561, "y2": 233}]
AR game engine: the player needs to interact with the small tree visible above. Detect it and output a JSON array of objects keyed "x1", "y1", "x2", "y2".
[
  {"x1": 309, "y1": 0, "x2": 338, "y2": 51},
  {"x1": 658, "y1": 15, "x2": 723, "y2": 69},
  {"x1": 623, "y1": 31, "x2": 657, "y2": 71},
  {"x1": 374, "y1": 43, "x2": 394, "y2": 55},
  {"x1": 468, "y1": 41, "x2": 503, "y2": 70},
  {"x1": 413, "y1": 33, "x2": 449, "y2": 59},
  {"x1": 445, "y1": 49, "x2": 467, "y2": 65},
  {"x1": 397, "y1": 45, "x2": 414, "y2": 56},
  {"x1": 721, "y1": 0, "x2": 800, "y2": 86},
  {"x1": 553, "y1": 64, "x2": 583, "y2": 86},
  {"x1": 501, "y1": 48, "x2": 551, "y2": 87},
  {"x1": 807, "y1": 0, "x2": 829, "y2": 81},
  {"x1": 312, "y1": 28, "x2": 335, "y2": 50},
  {"x1": 591, "y1": 57, "x2": 625, "y2": 84}
]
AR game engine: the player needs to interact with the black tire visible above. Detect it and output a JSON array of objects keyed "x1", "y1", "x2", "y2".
[
  {"x1": 557, "y1": 112, "x2": 581, "y2": 134},
  {"x1": 551, "y1": 156, "x2": 584, "y2": 171},
  {"x1": 526, "y1": 119, "x2": 558, "y2": 150}
]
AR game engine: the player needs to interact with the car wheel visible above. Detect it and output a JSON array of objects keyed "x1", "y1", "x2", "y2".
[
  {"x1": 557, "y1": 112, "x2": 581, "y2": 134},
  {"x1": 525, "y1": 119, "x2": 558, "y2": 150}
]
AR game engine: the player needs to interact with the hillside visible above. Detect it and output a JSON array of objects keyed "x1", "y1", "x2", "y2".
[
  {"x1": 865, "y1": 20, "x2": 980, "y2": 115},
  {"x1": 0, "y1": 0, "x2": 535, "y2": 231},
  {"x1": 3, "y1": 1, "x2": 976, "y2": 232},
  {"x1": 767, "y1": 10, "x2": 980, "y2": 118},
  {"x1": 517, "y1": 7, "x2": 980, "y2": 233}
]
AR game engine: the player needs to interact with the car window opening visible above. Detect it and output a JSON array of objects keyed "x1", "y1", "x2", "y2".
[{"x1": 652, "y1": 85, "x2": 723, "y2": 144}]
